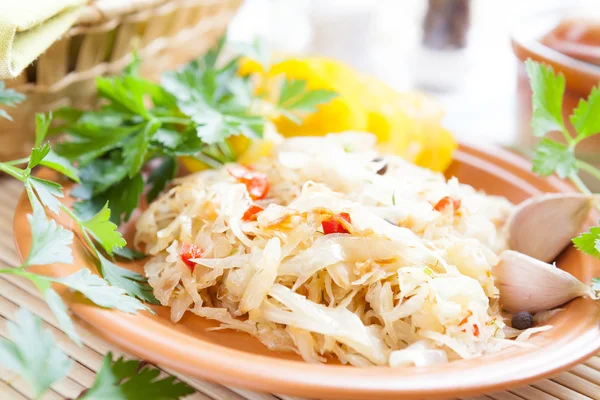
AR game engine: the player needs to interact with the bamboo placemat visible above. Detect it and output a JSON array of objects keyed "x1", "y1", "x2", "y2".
[{"x1": 0, "y1": 177, "x2": 599, "y2": 400}]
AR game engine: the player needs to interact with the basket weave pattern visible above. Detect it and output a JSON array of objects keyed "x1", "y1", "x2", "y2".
[{"x1": 1, "y1": 0, "x2": 242, "y2": 161}]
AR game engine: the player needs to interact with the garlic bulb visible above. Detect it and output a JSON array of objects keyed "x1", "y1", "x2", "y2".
[
  {"x1": 494, "y1": 250, "x2": 590, "y2": 313},
  {"x1": 507, "y1": 193, "x2": 592, "y2": 263}
]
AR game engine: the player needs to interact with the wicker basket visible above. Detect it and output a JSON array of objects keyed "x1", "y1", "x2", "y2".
[{"x1": 1, "y1": 0, "x2": 242, "y2": 161}]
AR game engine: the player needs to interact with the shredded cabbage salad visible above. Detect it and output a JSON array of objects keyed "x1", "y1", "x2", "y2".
[{"x1": 135, "y1": 132, "x2": 531, "y2": 367}]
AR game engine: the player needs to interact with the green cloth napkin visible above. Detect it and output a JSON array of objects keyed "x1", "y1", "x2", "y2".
[{"x1": 0, "y1": 0, "x2": 87, "y2": 80}]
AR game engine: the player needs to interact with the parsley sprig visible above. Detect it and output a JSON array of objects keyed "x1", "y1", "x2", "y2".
[
  {"x1": 276, "y1": 79, "x2": 339, "y2": 124},
  {"x1": 526, "y1": 59, "x2": 600, "y2": 261},
  {"x1": 0, "y1": 84, "x2": 189, "y2": 400},
  {"x1": 0, "y1": 111, "x2": 156, "y2": 312},
  {"x1": 0, "y1": 83, "x2": 153, "y2": 341},
  {"x1": 81, "y1": 353, "x2": 195, "y2": 400},
  {"x1": 0, "y1": 309, "x2": 194, "y2": 400},
  {"x1": 0, "y1": 308, "x2": 72, "y2": 399},
  {"x1": 55, "y1": 37, "x2": 337, "y2": 225}
]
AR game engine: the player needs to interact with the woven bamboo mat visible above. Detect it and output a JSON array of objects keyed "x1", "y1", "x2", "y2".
[{"x1": 1, "y1": 177, "x2": 599, "y2": 400}]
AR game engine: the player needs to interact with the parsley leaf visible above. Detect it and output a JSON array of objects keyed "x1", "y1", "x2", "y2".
[
  {"x1": 11, "y1": 266, "x2": 148, "y2": 327},
  {"x1": 55, "y1": 124, "x2": 142, "y2": 166},
  {"x1": 525, "y1": 59, "x2": 567, "y2": 137},
  {"x1": 98, "y1": 254, "x2": 158, "y2": 304},
  {"x1": 0, "y1": 108, "x2": 13, "y2": 121},
  {"x1": 57, "y1": 65, "x2": 182, "y2": 223},
  {"x1": 113, "y1": 246, "x2": 146, "y2": 261},
  {"x1": 0, "y1": 82, "x2": 26, "y2": 106},
  {"x1": 44, "y1": 288, "x2": 80, "y2": 345},
  {"x1": 571, "y1": 85, "x2": 600, "y2": 140},
  {"x1": 168, "y1": 128, "x2": 207, "y2": 156},
  {"x1": 76, "y1": 202, "x2": 126, "y2": 255},
  {"x1": 275, "y1": 79, "x2": 338, "y2": 124},
  {"x1": 74, "y1": 173, "x2": 144, "y2": 225},
  {"x1": 573, "y1": 226, "x2": 600, "y2": 258},
  {"x1": 96, "y1": 76, "x2": 149, "y2": 118},
  {"x1": 55, "y1": 269, "x2": 149, "y2": 313},
  {"x1": 233, "y1": 37, "x2": 270, "y2": 70},
  {"x1": 278, "y1": 79, "x2": 338, "y2": 113},
  {"x1": 28, "y1": 113, "x2": 79, "y2": 182},
  {"x1": 147, "y1": 157, "x2": 177, "y2": 202},
  {"x1": 123, "y1": 120, "x2": 161, "y2": 178},
  {"x1": 532, "y1": 138, "x2": 577, "y2": 178},
  {"x1": 278, "y1": 79, "x2": 308, "y2": 106},
  {"x1": 28, "y1": 177, "x2": 64, "y2": 215},
  {"x1": 161, "y1": 57, "x2": 265, "y2": 144},
  {"x1": 34, "y1": 112, "x2": 52, "y2": 146},
  {"x1": 123, "y1": 50, "x2": 141, "y2": 76},
  {"x1": 0, "y1": 81, "x2": 25, "y2": 120},
  {"x1": 191, "y1": 108, "x2": 264, "y2": 144},
  {"x1": 202, "y1": 35, "x2": 226, "y2": 70},
  {"x1": 39, "y1": 150, "x2": 80, "y2": 182},
  {"x1": 28, "y1": 142, "x2": 51, "y2": 169},
  {"x1": 75, "y1": 155, "x2": 129, "y2": 195},
  {"x1": 63, "y1": 198, "x2": 156, "y2": 304},
  {"x1": 7, "y1": 269, "x2": 80, "y2": 345},
  {"x1": 152, "y1": 128, "x2": 184, "y2": 149},
  {"x1": 0, "y1": 308, "x2": 72, "y2": 398},
  {"x1": 26, "y1": 207, "x2": 73, "y2": 266},
  {"x1": 81, "y1": 353, "x2": 195, "y2": 400}
]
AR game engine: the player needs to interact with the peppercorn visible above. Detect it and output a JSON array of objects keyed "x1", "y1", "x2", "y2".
[{"x1": 511, "y1": 311, "x2": 534, "y2": 330}]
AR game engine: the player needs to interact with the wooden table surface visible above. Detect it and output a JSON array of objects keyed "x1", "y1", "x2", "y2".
[{"x1": 1, "y1": 177, "x2": 599, "y2": 400}]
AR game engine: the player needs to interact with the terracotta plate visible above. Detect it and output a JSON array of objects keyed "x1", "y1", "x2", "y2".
[{"x1": 13, "y1": 144, "x2": 600, "y2": 400}]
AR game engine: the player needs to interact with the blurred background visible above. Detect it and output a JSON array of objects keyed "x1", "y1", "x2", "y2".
[
  {"x1": 227, "y1": 0, "x2": 598, "y2": 147},
  {"x1": 3, "y1": 0, "x2": 600, "y2": 167}
]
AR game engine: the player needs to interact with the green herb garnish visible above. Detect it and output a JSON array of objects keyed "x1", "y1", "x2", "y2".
[
  {"x1": 525, "y1": 59, "x2": 600, "y2": 261},
  {"x1": 0, "y1": 110, "x2": 156, "y2": 308},
  {"x1": 0, "y1": 308, "x2": 72, "y2": 398},
  {"x1": 0, "y1": 81, "x2": 25, "y2": 120},
  {"x1": 56, "y1": 37, "x2": 337, "y2": 226},
  {"x1": 1, "y1": 83, "x2": 152, "y2": 335},
  {"x1": 276, "y1": 79, "x2": 338, "y2": 124},
  {"x1": 0, "y1": 82, "x2": 188, "y2": 400},
  {"x1": 0, "y1": 309, "x2": 193, "y2": 400},
  {"x1": 81, "y1": 353, "x2": 195, "y2": 400}
]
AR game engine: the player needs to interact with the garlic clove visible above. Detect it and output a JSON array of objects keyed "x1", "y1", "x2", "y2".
[
  {"x1": 494, "y1": 250, "x2": 591, "y2": 313},
  {"x1": 508, "y1": 193, "x2": 592, "y2": 263}
]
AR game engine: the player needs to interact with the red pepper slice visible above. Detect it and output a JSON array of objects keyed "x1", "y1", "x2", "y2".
[
  {"x1": 433, "y1": 196, "x2": 461, "y2": 212},
  {"x1": 227, "y1": 165, "x2": 269, "y2": 200},
  {"x1": 462, "y1": 324, "x2": 480, "y2": 337},
  {"x1": 339, "y1": 212, "x2": 351, "y2": 223},
  {"x1": 180, "y1": 243, "x2": 203, "y2": 271},
  {"x1": 322, "y1": 212, "x2": 351, "y2": 235},
  {"x1": 242, "y1": 204, "x2": 264, "y2": 221}
]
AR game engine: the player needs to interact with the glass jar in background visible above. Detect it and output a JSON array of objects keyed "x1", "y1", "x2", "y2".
[{"x1": 413, "y1": 0, "x2": 471, "y2": 92}]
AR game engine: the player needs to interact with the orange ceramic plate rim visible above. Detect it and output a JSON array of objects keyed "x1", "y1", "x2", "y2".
[{"x1": 13, "y1": 144, "x2": 600, "y2": 400}]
